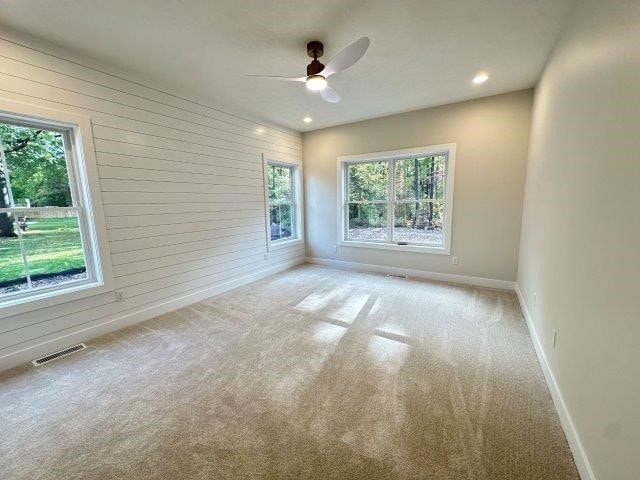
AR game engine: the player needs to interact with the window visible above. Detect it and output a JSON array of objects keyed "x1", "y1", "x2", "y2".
[
  {"x1": 0, "y1": 100, "x2": 112, "y2": 313},
  {"x1": 338, "y1": 144, "x2": 455, "y2": 254},
  {"x1": 264, "y1": 160, "x2": 301, "y2": 247}
]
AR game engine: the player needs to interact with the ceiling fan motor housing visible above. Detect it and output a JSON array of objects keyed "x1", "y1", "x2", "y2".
[
  {"x1": 306, "y1": 41, "x2": 325, "y2": 76},
  {"x1": 307, "y1": 59, "x2": 324, "y2": 76},
  {"x1": 307, "y1": 41, "x2": 324, "y2": 58}
]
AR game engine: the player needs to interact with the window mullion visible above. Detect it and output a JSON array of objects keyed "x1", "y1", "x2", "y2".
[{"x1": 386, "y1": 159, "x2": 394, "y2": 242}]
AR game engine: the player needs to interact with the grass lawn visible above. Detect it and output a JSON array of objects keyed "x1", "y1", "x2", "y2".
[{"x1": 0, "y1": 217, "x2": 86, "y2": 284}]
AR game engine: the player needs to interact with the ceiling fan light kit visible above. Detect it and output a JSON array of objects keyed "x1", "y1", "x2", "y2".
[
  {"x1": 305, "y1": 75, "x2": 327, "y2": 91},
  {"x1": 247, "y1": 36, "x2": 370, "y2": 103}
]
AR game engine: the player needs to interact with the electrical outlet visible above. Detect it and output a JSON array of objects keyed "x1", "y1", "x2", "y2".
[
  {"x1": 263, "y1": 253, "x2": 268, "y2": 260},
  {"x1": 552, "y1": 329, "x2": 558, "y2": 348},
  {"x1": 451, "y1": 256, "x2": 459, "y2": 265},
  {"x1": 333, "y1": 245, "x2": 338, "y2": 254},
  {"x1": 532, "y1": 293, "x2": 537, "y2": 307},
  {"x1": 115, "y1": 290, "x2": 124, "y2": 302}
]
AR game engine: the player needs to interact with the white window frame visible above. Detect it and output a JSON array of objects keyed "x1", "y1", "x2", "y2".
[
  {"x1": 262, "y1": 156, "x2": 303, "y2": 251},
  {"x1": 337, "y1": 143, "x2": 456, "y2": 255},
  {"x1": 0, "y1": 98, "x2": 114, "y2": 319}
]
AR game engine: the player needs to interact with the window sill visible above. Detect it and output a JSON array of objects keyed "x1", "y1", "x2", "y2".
[
  {"x1": 338, "y1": 239, "x2": 450, "y2": 255},
  {"x1": 268, "y1": 237, "x2": 303, "y2": 251},
  {"x1": 0, "y1": 278, "x2": 112, "y2": 320}
]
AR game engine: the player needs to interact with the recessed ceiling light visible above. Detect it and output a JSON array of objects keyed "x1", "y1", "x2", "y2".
[
  {"x1": 303, "y1": 117, "x2": 312, "y2": 123},
  {"x1": 472, "y1": 72, "x2": 489, "y2": 85}
]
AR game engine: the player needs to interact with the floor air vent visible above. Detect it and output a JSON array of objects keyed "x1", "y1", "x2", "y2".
[
  {"x1": 31, "y1": 343, "x2": 87, "y2": 366},
  {"x1": 386, "y1": 273, "x2": 408, "y2": 279}
]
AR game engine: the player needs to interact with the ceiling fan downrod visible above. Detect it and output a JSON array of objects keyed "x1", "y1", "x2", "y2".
[{"x1": 306, "y1": 41, "x2": 325, "y2": 76}]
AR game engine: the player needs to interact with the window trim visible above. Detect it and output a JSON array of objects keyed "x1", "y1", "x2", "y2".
[
  {"x1": 0, "y1": 98, "x2": 114, "y2": 319},
  {"x1": 337, "y1": 143, "x2": 456, "y2": 255},
  {"x1": 262, "y1": 156, "x2": 303, "y2": 251}
]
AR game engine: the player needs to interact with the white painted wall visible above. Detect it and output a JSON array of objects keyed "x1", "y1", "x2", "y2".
[
  {"x1": 517, "y1": 1, "x2": 640, "y2": 479},
  {"x1": 303, "y1": 90, "x2": 532, "y2": 282},
  {"x1": 0, "y1": 32, "x2": 304, "y2": 371}
]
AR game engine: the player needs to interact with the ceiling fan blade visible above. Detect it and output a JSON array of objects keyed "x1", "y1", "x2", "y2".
[
  {"x1": 321, "y1": 36, "x2": 370, "y2": 77},
  {"x1": 320, "y1": 86, "x2": 341, "y2": 103},
  {"x1": 246, "y1": 74, "x2": 306, "y2": 82}
]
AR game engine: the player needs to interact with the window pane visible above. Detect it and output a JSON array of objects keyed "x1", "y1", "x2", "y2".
[
  {"x1": 347, "y1": 161, "x2": 388, "y2": 202},
  {"x1": 20, "y1": 213, "x2": 87, "y2": 289},
  {"x1": 270, "y1": 203, "x2": 294, "y2": 241},
  {"x1": 348, "y1": 203, "x2": 387, "y2": 241},
  {"x1": 0, "y1": 123, "x2": 73, "y2": 207},
  {"x1": 0, "y1": 215, "x2": 28, "y2": 296},
  {"x1": 394, "y1": 156, "x2": 446, "y2": 201},
  {"x1": 394, "y1": 201, "x2": 444, "y2": 245},
  {"x1": 268, "y1": 165, "x2": 292, "y2": 202}
]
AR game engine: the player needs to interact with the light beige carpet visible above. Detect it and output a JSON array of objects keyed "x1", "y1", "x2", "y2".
[{"x1": 0, "y1": 265, "x2": 578, "y2": 479}]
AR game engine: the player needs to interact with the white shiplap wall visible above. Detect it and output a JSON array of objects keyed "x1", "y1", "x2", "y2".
[{"x1": 0, "y1": 35, "x2": 304, "y2": 370}]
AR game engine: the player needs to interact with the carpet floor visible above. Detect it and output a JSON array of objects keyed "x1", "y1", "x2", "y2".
[{"x1": 0, "y1": 265, "x2": 578, "y2": 479}]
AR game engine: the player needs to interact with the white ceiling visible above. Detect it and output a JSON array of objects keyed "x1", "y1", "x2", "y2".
[{"x1": 0, "y1": 0, "x2": 573, "y2": 131}]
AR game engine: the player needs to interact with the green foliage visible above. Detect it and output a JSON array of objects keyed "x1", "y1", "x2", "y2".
[
  {"x1": 348, "y1": 203, "x2": 386, "y2": 229},
  {"x1": 0, "y1": 123, "x2": 72, "y2": 207},
  {"x1": 394, "y1": 156, "x2": 445, "y2": 201},
  {"x1": 394, "y1": 202, "x2": 444, "y2": 230},
  {"x1": 267, "y1": 165, "x2": 294, "y2": 239},
  {"x1": 348, "y1": 161, "x2": 388, "y2": 201},
  {"x1": 347, "y1": 161, "x2": 388, "y2": 228},
  {"x1": 0, "y1": 217, "x2": 85, "y2": 284},
  {"x1": 347, "y1": 156, "x2": 446, "y2": 231},
  {"x1": 268, "y1": 165, "x2": 292, "y2": 202},
  {"x1": 269, "y1": 204, "x2": 293, "y2": 240}
]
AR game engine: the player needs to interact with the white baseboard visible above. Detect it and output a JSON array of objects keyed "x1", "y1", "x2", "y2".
[
  {"x1": 514, "y1": 284, "x2": 595, "y2": 480},
  {"x1": 0, "y1": 258, "x2": 304, "y2": 372},
  {"x1": 305, "y1": 257, "x2": 516, "y2": 290}
]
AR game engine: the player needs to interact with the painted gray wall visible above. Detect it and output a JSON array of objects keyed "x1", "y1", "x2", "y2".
[
  {"x1": 518, "y1": 1, "x2": 640, "y2": 478},
  {"x1": 303, "y1": 90, "x2": 533, "y2": 281}
]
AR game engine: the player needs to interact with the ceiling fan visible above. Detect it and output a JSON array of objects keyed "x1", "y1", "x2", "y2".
[{"x1": 247, "y1": 36, "x2": 370, "y2": 103}]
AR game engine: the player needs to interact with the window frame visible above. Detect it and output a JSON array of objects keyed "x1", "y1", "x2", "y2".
[
  {"x1": 262, "y1": 156, "x2": 303, "y2": 251},
  {"x1": 337, "y1": 144, "x2": 456, "y2": 255},
  {"x1": 0, "y1": 98, "x2": 114, "y2": 319}
]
